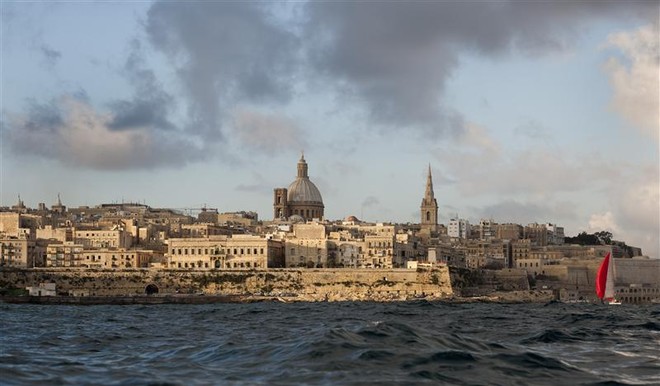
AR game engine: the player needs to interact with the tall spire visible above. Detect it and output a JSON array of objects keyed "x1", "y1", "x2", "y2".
[
  {"x1": 57, "y1": 193, "x2": 62, "y2": 206},
  {"x1": 424, "y1": 164, "x2": 434, "y2": 201},
  {"x1": 421, "y1": 164, "x2": 439, "y2": 232}
]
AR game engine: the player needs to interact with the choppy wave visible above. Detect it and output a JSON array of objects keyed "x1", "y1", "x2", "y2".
[{"x1": 1, "y1": 302, "x2": 659, "y2": 385}]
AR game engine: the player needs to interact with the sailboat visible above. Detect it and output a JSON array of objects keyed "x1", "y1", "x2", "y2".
[{"x1": 596, "y1": 252, "x2": 622, "y2": 305}]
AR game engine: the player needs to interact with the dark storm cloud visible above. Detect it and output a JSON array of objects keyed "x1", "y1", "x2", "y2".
[
  {"x1": 145, "y1": 1, "x2": 299, "y2": 142},
  {"x1": 22, "y1": 98, "x2": 63, "y2": 131},
  {"x1": 108, "y1": 39, "x2": 176, "y2": 132},
  {"x1": 108, "y1": 98, "x2": 174, "y2": 131},
  {"x1": 7, "y1": 98, "x2": 63, "y2": 159},
  {"x1": 6, "y1": 40, "x2": 201, "y2": 170},
  {"x1": 5, "y1": 95, "x2": 204, "y2": 170},
  {"x1": 304, "y1": 1, "x2": 655, "y2": 135},
  {"x1": 9, "y1": 1, "x2": 654, "y2": 171}
]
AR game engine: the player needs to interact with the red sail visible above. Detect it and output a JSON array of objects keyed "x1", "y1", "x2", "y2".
[{"x1": 595, "y1": 252, "x2": 611, "y2": 299}]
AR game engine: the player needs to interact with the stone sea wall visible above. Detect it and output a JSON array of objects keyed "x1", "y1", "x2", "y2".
[
  {"x1": 0, "y1": 267, "x2": 454, "y2": 302},
  {"x1": 449, "y1": 267, "x2": 531, "y2": 297}
]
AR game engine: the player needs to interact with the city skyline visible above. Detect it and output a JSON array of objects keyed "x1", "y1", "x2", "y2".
[{"x1": 1, "y1": 2, "x2": 658, "y2": 258}]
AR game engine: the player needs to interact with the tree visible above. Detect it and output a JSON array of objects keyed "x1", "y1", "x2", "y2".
[
  {"x1": 595, "y1": 231, "x2": 613, "y2": 245},
  {"x1": 565, "y1": 232, "x2": 600, "y2": 245}
]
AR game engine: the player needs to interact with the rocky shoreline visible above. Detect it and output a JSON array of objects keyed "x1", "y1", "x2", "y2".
[{"x1": 0, "y1": 290, "x2": 556, "y2": 305}]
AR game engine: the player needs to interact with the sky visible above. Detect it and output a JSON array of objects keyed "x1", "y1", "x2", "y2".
[{"x1": 1, "y1": 1, "x2": 659, "y2": 258}]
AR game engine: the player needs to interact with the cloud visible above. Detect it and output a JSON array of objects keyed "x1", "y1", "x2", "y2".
[
  {"x1": 603, "y1": 24, "x2": 660, "y2": 140},
  {"x1": 615, "y1": 176, "x2": 659, "y2": 233},
  {"x1": 587, "y1": 212, "x2": 620, "y2": 234},
  {"x1": 442, "y1": 145, "x2": 619, "y2": 198},
  {"x1": 304, "y1": 1, "x2": 654, "y2": 135},
  {"x1": 5, "y1": 96, "x2": 203, "y2": 170},
  {"x1": 230, "y1": 110, "x2": 307, "y2": 156},
  {"x1": 145, "y1": 1, "x2": 299, "y2": 142},
  {"x1": 460, "y1": 122, "x2": 501, "y2": 156},
  {"x1": 4, "y1": 37, "x2": 201, "y2": 170},
  {"x1": 107, "y1": 39, "x2": 176, "y2": 132},
  {"x1": 40, "y1": 44, "x2": 61, "y2": 68},
  {"x1": 606, "y1": 167, "x2": 659, "y2": 257}
]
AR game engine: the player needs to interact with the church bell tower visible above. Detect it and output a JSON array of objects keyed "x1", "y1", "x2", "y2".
[{"x1": 420, "y1": 165, "x2": 438, "y2": 233}]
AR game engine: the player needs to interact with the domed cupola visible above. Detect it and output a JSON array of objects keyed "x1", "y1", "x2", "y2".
[
  {"x1": 287, "y1": 154, "x2": 324, "y2": 204},
  {"x1": 273, "y1": 153, "x2": 325, "y2": 221}
]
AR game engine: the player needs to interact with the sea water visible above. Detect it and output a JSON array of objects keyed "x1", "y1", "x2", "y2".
[{"x1": 1, "y1": 302, "x2": 659, "y2": 385}]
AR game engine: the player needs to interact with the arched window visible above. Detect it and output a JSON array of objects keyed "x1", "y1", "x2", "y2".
[{"x1": 426, "y1": 211, "x2": 431, "y2": 221}]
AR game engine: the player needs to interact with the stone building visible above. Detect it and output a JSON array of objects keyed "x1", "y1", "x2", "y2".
[
  {"x1": 167, "y1": 235, "x2": 284, "y2": 270},
  {"x1": 420, "y1": 165, "x2": 438, "y2": 233},
  {"x1": 0, "y1": 237, "x2": 39, "y2": 268},
  {"x1": 51, "y1": 194, "x2": 66, "y2": 214},
  {"x1": 364, "y1": 233, "x2": 394, "y2": 268},
  {"x1": 181, "y1": 223, "x2": 228, "y2": 238},
  {"x1": 284, "y1": 223, "x2": 329, "y2": 268},
  {"x1": 479, "y1": 219, "x2": 496, "y2": 240},
  {"x1": 335, "y1": 241, "x2": 363, "y2": 268},
  {"x1": 10, "y1": 195, "x2": 28, "y2": 214},
  {"x1": 46, "y1": 242, "x2": 84, "y2": 267},
  {"x1": 496, "y1": 223, "x2": 523, "y2": 240},
  {"x1": 0, "y1": 212, "x2": 40, "y2": 239},
  {"x1": 274, "y1": 154, "x2": 324, "y2": 221},
  {"x1": 511, "y1": 239, "x2": 531, "y2": 264},
  {"x1": 74, "y1": 228, "x2": 133, "y2": 249},
  {"x1": 447, "y1": 217, "x2": 470, "y2": 239},
  {"x1": 524, "y1": 223, "x2": 548, "y2": 246},
  {"x1": 79, "y1": 249, "x2": 154, "y2": 269}
]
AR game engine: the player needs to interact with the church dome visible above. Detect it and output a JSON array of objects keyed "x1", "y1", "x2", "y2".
[
  {"x1": 286, "y1": 154, "x2": 324, "y2": 204},
  {"x1": 289, "y1": 214, "x2": 305, "y2": 223},
  {"x1": 288, "y1": 178, "x2": 323, "y2": 203}
]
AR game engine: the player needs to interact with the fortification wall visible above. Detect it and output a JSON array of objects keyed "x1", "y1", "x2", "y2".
[
  {"x1": 615, "y1": 259, "x2": 660, "y2": 285},
  {"x1": 0, "y1": 267, "x2": 453, "y2": 302},
  {"x1": 449, "y1": 267, "x2": 530, "y2": 296}
]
